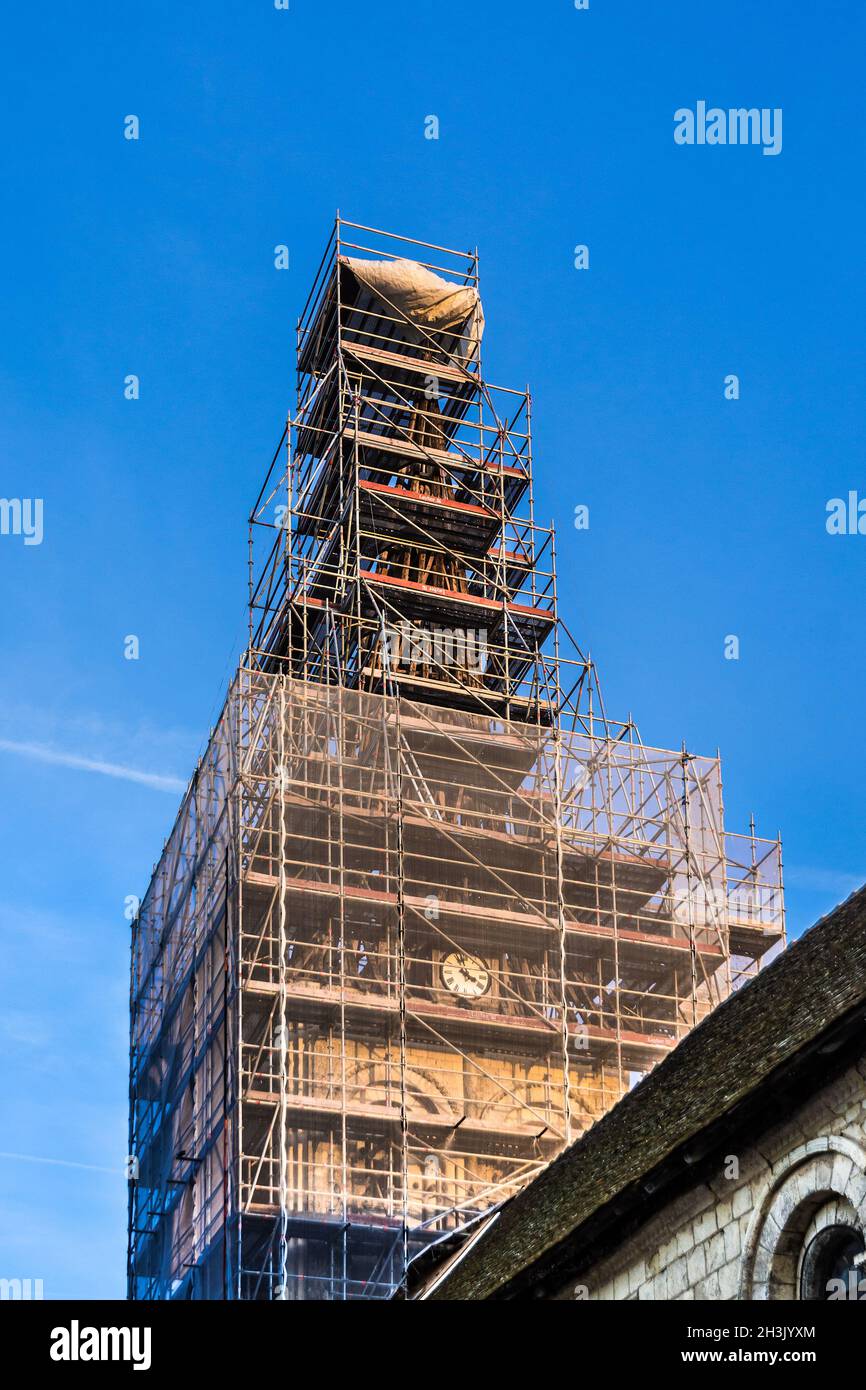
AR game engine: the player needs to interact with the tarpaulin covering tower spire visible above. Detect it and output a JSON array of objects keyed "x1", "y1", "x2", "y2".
[{"x1": 127, "y1": 217, "x2": 786, "y2": 1300}]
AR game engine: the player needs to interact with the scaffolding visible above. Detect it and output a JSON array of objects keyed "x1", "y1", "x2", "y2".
[{"x1": 128, "y1": 219, "x2": 786, "y2": 1300}]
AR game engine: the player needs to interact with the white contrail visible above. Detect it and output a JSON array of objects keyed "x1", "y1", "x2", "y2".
[
  {"x1": 0, "y1": 738, "x2": 186, "y2": 793},
  {"x1": 0, "y1": 1150, "x2": 123, "y2": 1176}
]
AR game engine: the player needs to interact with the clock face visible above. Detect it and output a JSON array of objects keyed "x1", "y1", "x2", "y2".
[{"x1": 440, "y1": 951, "x2": 491, "y2": 999}]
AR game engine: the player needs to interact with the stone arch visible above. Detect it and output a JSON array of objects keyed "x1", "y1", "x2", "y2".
[{"x1": 741, "y1": 1137, "x2": 866, "y2": 1299}]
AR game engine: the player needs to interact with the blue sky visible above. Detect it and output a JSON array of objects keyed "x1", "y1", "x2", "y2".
[{"x1": 1, "y1": 1, "x2": 863, "y2": 1299}]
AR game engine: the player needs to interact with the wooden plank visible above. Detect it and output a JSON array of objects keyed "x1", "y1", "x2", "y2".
[
  {"x1": 243, "y1": 976, "x2": 678, "y2": 1055},
  {"x1": 242, "y1": 871, "x2": 722, "y2": 963},
  {"x1": 244, "y1": 1086, "x2": 557, "y2": 1143},
  {"x1": 345, "y1": 339, "x2": 470, "y2": 385},
  {"x1": 353, "y1": 427, "x2": 525, "y2": 480},
  {"x1": 358, "y1": 478, "x2": 495, "y2": 523},
  {"x1": 359, "y1": 567, "x2": 553, "y2": 622}
]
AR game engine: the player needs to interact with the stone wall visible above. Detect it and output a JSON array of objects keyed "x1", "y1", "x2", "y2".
[{"x1": 555, "y1": 1052, "x2": 866, "y2": 1300}]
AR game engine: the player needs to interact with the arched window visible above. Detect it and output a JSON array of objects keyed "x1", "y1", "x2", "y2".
[
  {"x1": 743, "y1": 1139, "x2": 866, "y2": 1300},
  {"x1": 800, "y1": 1225, "x2": 865, "y2": 1301}
]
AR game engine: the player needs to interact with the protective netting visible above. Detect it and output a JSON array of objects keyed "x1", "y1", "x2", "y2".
[
  {"x1": 128, "y1": 668, "x2": 784, "y2": 1300},
  {"x1": 128, "y1": 704, "x2": 237, "y2": 1300}
]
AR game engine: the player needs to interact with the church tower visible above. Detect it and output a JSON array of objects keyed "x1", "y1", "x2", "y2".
[{"x1": 128, "y1": 218, "x2": 785, "y2": 1299}]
